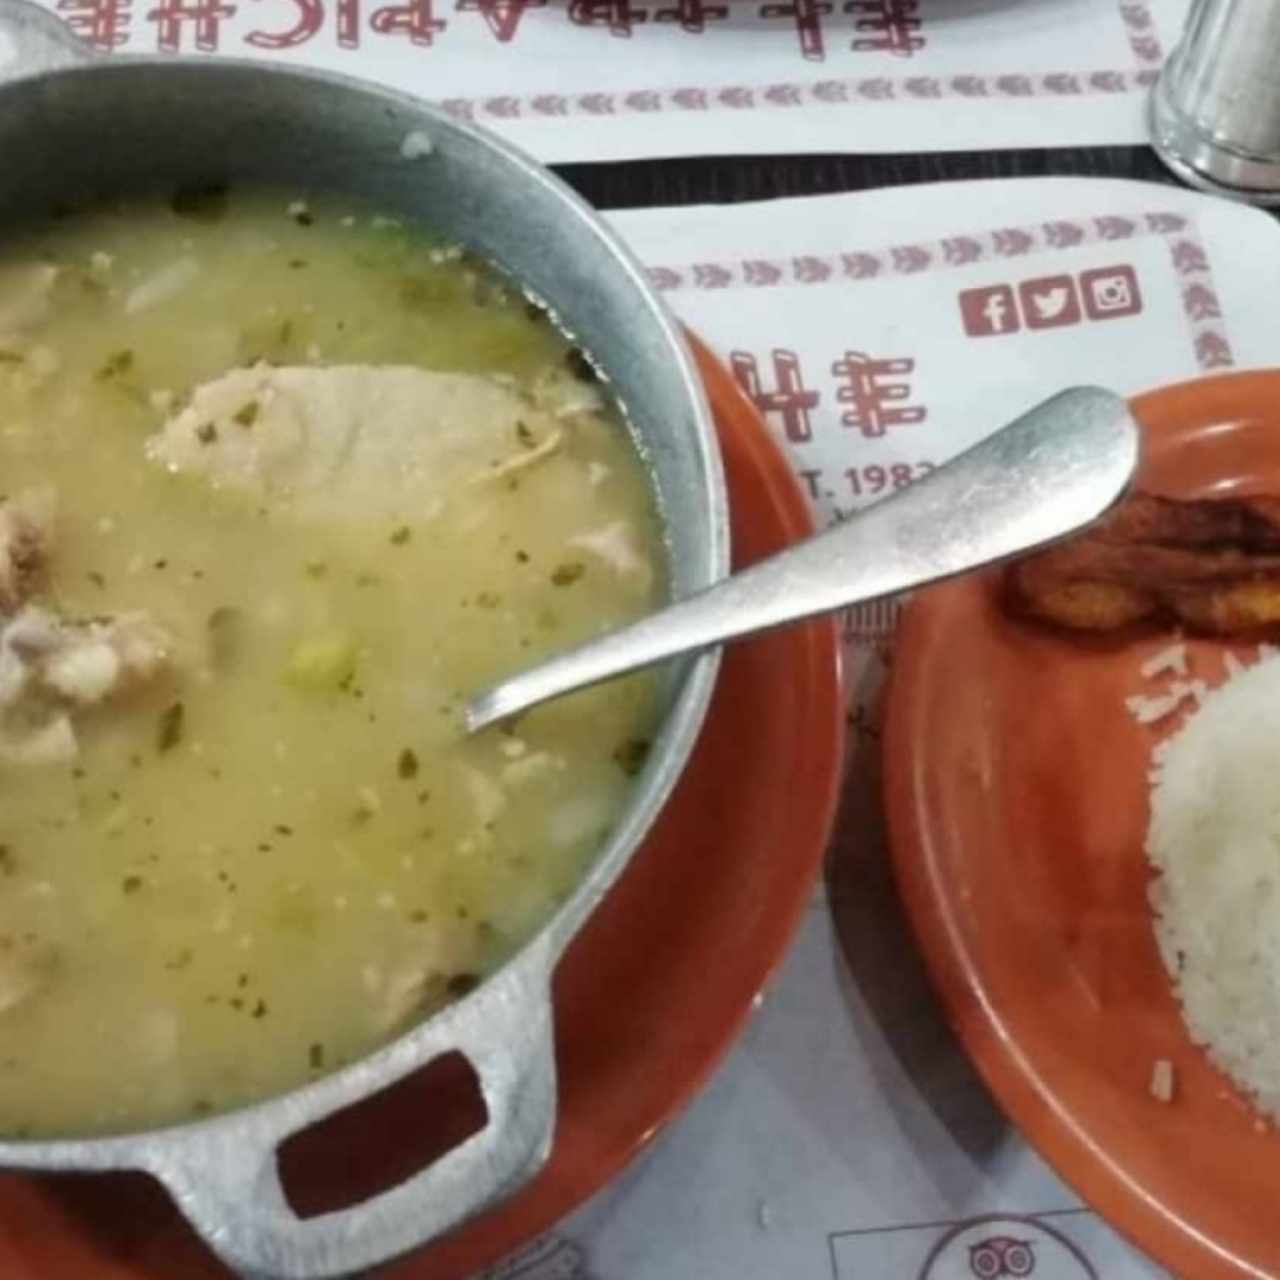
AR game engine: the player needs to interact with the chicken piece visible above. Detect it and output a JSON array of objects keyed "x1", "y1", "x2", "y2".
[
  {"x1": 0, "y1": 481, "x2": 171, "y2": 765},
  {"x1": 41, "y1": 612, "x2": 170, "y2": 705},
  {"x1": 1007, "y1": 491, "x2": 1280, "y2": 635},
  {"x1": 148, "y1": 365, "x2": 565, "y2": 521},
  {"x1": 1, "y1": 606, "x2": 170, "y2": 707},
  {"x1": 0, "y1": 606, "x2": 171, "y2": 764},
  {"x1": 0, "y1": 489, "x2": 54, "y2": 613}
]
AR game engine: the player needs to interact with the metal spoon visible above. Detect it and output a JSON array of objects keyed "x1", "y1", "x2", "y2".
[{"x1": 465, "y1": 385, "x2": 1139, "y2": 733}]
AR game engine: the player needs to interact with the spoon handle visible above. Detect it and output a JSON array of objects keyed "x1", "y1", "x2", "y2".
[{"x1": 466, "y1": 385, "x2": 1139, "y2": 732}]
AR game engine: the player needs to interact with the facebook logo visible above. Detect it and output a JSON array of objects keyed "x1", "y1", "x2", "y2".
[{"x1": 958, "y1": 284, "x2": 1020, "y2": 337}]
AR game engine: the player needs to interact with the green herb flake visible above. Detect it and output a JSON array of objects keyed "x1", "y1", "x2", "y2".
[
  {"x1": 121, "y1": 875, "x2": 143, "y2": 894},
  {"x1": 390, "y1": 525, "x2": 411, "y2": 546},
  {"x1": 304, "y1": 561, "x2": 327, "y2": 579},
  {"x1": 288, "y1": 259, "x2": 308, "y2": 270},
  {"x1": 87, "y1": 571, "x2": 106, "y2": 589},
  {"x1": 195, "y1": 421, "x2": 217, "y2": 445},
  {"x1": 232, "y1": 401, "x2": 259, "y2": 429},
  {"x1": 251, "y1": 999, "x2": 268, "y2": 1019},
  {"x1": 157, "y1": 702, "x2": 185, "y2": 753},
  {"x1": 515, "y1": 421, "x2": 536, "y2": 449},
  {"x1": 274, "y1": 824, "x2": 293, "y2": 837},
  {"x1": 612, "y1": 737, "x2": 651, "y2": 777},
  {"x1": 408, "y1": 908, "x2": 429, "y2": 924},
  {"x1": 550, "y1": 562, "x2": 585, "y2": 587},
  {"x1": 397, "y1": 748, "x2": 419, "y2": 780},
  {"x1": 95, "y1": 349, "x2": 134, "y2": 381},
  {"x1": 514, "y1": 550, "x2": 530, "y2": 564},
  {"x1": 308, "y1": 1042, "x2": 325, "y2": 1069},
  {"x1": 0, "y1": 846, "x2": 14, "y2": 877}
]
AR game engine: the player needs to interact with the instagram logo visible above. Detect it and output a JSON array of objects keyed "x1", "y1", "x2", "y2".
[
  {"x1": 1080, "y1": 265, "x2": 1142, "y2": 319},
  {"x1": 958, "y1": 285, "x2": 1020, "y2": 337}
]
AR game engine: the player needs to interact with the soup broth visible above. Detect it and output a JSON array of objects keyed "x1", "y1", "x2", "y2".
[{"x1": 0, "y1": 190, "x2": 666, "y2": 1136}]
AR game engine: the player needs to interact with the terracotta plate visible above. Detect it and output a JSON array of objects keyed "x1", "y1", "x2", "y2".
[
  {"x1": 885, "y1": 371, "x2": 1280, "y2": 1280},
  {"x1": 0, "y1": 339, "x2": 844, "y2": 1280}
]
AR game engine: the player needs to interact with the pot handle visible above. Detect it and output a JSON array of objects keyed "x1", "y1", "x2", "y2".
[
  {"x1": 0, "y1": 0, "x2": 94, "y2": 82},
  {"x1": 147, "y1": 965, "x2": 558, "y2": 1279}
]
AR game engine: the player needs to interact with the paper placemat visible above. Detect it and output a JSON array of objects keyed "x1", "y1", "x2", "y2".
[
  {"x1": 27, "y1": 0, "x2": 1191, "y2": 162},
  {"x1": 476, "y1": 177, "x2": 1280, "y2": 1279}
]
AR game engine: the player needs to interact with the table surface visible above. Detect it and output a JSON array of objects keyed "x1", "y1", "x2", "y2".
[{"x1": 556, "y1": 145, "x2": 1180, "y2": 211}]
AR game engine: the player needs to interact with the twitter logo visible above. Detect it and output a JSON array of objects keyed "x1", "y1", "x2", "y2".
[{"x1": 1018, "y1": 275, "x2": 1081, "y2": 329}]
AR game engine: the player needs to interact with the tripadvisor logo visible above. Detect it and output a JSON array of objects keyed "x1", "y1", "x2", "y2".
[{"x1": 917, "y1": 1215, "x2": 1098, "y2": 1280}]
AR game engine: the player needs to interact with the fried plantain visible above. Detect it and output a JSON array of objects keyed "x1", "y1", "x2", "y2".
[{"x1": 1006, "y1": 491, "x2": 1280, "y2": 635}]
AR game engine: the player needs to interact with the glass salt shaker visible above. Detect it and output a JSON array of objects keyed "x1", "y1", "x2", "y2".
[{"x1": 1152, "y1": 0, "x2": 1280, "y2": 205}]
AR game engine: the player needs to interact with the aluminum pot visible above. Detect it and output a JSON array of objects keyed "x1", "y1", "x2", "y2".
[{"x1": 0, "y1": 4, "x2": 729, "y2": 1275}]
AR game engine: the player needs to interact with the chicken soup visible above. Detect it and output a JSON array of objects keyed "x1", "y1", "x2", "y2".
[{"x1": 0, "y1": 189, "x2": 666, "y2": 1136}]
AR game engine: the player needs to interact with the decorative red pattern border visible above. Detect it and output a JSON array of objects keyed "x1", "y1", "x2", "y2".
[
  {"x1": 1118, "y1": 0, "x2": 1163, "y2": 65},
  {"x1": 434, "y1": 0, "x2": 1163, "y2": 122},
  {"x1": 436, "y1": 67, "x2": 1159, "y2": 121},
  {"x1": 648, "y1": 210, "x2": 1233, "y2": 374}
]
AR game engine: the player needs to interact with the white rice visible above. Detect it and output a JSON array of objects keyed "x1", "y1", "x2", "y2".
[{"x1": 1147, "y1": 652, "x2": 1280, "y2": 1119}]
